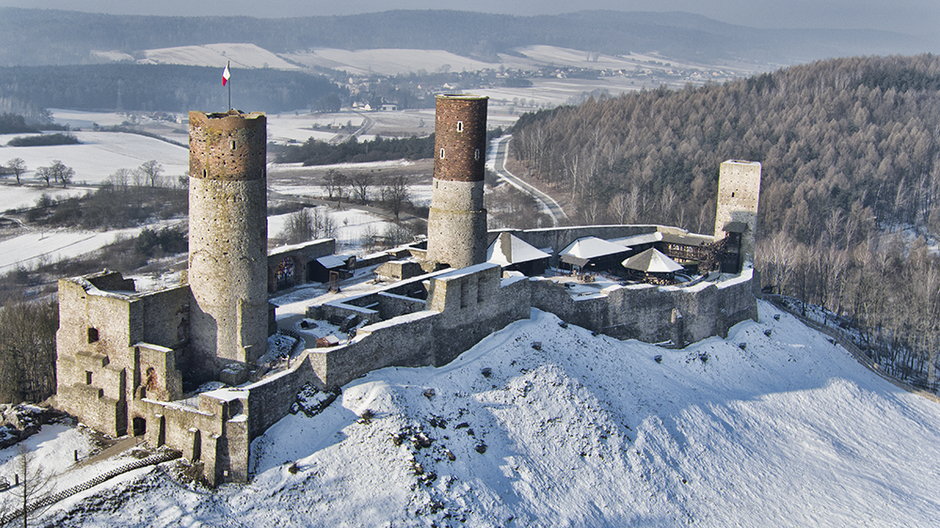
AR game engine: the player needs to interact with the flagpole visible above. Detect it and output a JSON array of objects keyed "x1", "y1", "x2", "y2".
[{"x1": 227, "y1": 60, "x2": 232, "y2": 110}]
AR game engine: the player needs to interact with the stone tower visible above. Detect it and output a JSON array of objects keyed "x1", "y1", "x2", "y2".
[
  {"x1": 188, "y1": 110, "x2": 268, "y2": 366},
  {"x1": 714, "y1": 160, "x2": 761, "y2": 267},
  {"x1": 426, "y1": 94, "x2": 489, "y2": 269}
]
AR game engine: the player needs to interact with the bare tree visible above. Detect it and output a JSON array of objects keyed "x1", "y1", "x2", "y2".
[
  {"x1": 0, "y1": 300, "x2": 58, "y2": 404},
  {"x1": 348, "y1": 173, "x2": 373, "y2": 204},
  {"x1": 380, "y1": 175, "x2": 410, "y2": 220},
  {"x1": 324, "y1": 169, "x2": 346, "y2": 201},
  {"x1": 108, "y1": 168, "x2": 133, "y2": 193},
  {"x1": 6, "y1": 158, "x2": 26, "y2": 185},
  {"x1": 280, "y1": 208, "x2": 314, "y2": 244},
  {"x1": 12, "y1": 444, "x2": 53, "y2": 527},
  {"x1": 34, "y1": 167, "x2": 52, "y2": 187},
  {"x1": 137, "y1": 160, "x2": 163, "y2": 187},
  {"x1": 37, "y1": 161, "x2": 74, "y2": 188}
]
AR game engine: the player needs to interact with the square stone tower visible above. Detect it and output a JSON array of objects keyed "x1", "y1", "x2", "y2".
[
  {"x1": 713, "y1": 160, "x2": 761, "y2": 267},
  {"x1": 426, "y1": 94, "x2": 489, "y2": 269},
  {"x1": 188, "y1": 110, "x2": 269, "y2": 367}
]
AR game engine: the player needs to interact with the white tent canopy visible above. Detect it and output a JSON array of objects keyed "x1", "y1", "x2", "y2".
[
  {"x1": 487, "y1": 232, "x2": 551, "y2": 265},
  {"x1": 622, "y1": 248, "x2": 683, "y2": 273}
]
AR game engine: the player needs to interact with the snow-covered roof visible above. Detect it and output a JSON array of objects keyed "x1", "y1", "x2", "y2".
[
  {"x1": 434, "y1": 262, "x2": 499, "y2": 282},
  {"x1": 622, "y1": 248, "x2": 684, "y2": 273},
  {"x1": 559, "y1": 236, "x2": 631, "y2": 260},
  {"x1": 610, "y1": 232, "x2": 663, "y2": 247},
  {"x1": 316, "y1": 254, "x2": 351, "y2": 269},
  {"x1": 487, "y1": 233, "x2": 551, "y2": 265}
]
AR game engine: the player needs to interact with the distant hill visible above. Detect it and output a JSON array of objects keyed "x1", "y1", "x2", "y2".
[{"x1": 0, "y1": 8, "x2": 930, "y2": 67}]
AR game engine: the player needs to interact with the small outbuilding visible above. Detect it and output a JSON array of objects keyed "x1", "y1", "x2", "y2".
[{"x1": 309, "y1": 254, "x2": 356, "y2": 284}]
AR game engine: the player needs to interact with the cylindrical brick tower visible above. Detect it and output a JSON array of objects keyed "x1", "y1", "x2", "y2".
[
  {"x1": 426, "y1": 94, "x2": 488, "y2": 269},
  {"x1": 188, "y1": 110, "x2": 268, "y2": 366}
]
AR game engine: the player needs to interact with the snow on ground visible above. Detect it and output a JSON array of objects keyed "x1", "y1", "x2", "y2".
[
  {"x1": 266, "y1": 112, "x2": 368, "y2": 145},
  {"x1": 0, "y1": 221, "x2": 181, "y2": 272},
  {"x1": 0, "y1": 131, "x2": 188, "y2": 186},
  {"x1": 282, "y1": 48, "x2": 498, "y2": 76},
  {"x1": 270, "y1": 159, "x2": 417, "y2": 174},
  {"x1": 37, "y1": 301, "x2": 940, "y2": 527},
  {"x1": 267, "y1": 206, "x2": 390, "y2": 251},
  {"x1": 139, "y1": 43, "x2": 301, "y2": 71},
  {"x1": 48, "y1": 109, "x2": 134, "y2": 128},
  {"x1": 0, "y1": 183, "x2": 91, "y2": 212}
]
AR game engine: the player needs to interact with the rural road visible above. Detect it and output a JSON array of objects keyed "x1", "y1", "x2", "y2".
[{"x1": 487, "y1": 134, "x2": 567, "y2": 226}]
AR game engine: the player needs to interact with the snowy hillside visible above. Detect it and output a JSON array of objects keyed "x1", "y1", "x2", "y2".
[
  {"x1": 28, "y1": 301, "x2": 940, "y2": 526},
  {"x1": 138, "y1": 43, "x2": 301, "y2": 71}
]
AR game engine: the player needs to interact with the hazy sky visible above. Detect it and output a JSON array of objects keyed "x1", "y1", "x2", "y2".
[{"x1": 0, "y1": 0, "x2": 937, "y2": 35}]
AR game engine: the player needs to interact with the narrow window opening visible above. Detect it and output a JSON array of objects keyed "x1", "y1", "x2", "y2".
[
  {"x1": 440, "y1": 148, "x2": 446, "y2": 159},
  {"x1": 460, "y1": 280, "x2": 469, "y2": 308},
  {"x1": 85, "y1": 371, "x2": 93, "y2": 385},
  {"x1": 231, "y1": 140, "x2": 236, "y2": 150},
  {"x1": 202, "y1": 169, "x2": 207, "y2": 177},
  {"x1": 456, "y1": 121, "x2": 464, "y2": 132},
  {"x1": 474, "y1": 149, "x2": 480, "y2": 160},
  {"x1": 87, "y1": 327, "x2": 99, "y2": 343},
  {"x1": 731, "y1": 192, "x2": 735, "y2": 197}
]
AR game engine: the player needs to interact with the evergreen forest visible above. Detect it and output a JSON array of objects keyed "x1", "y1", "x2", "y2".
[{"x1": 510, "y1": 54, "x2": 940, "y2": 390}]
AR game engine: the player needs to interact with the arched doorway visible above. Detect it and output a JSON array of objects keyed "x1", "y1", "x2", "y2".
[{"x1": 132, "y1": 416, "x2": 146, "y2": 437}]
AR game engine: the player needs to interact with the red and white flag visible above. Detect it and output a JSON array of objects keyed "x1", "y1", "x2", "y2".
[{"x1": 222, "y1": 62, "x2": 231, "y2": 86}]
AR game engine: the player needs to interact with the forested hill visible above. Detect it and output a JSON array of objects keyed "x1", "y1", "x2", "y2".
[
  {"x1": 0, "y1": 8, "x2": 928, "y2": 67},
  {"x1": 512, "y1": 54, "x2": 940, "y2": 239},
  {"x1": 511, "y1": 54, "x2": 940, "y2": 390}
]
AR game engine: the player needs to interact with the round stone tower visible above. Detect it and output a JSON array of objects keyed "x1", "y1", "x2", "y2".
[
  {"x1": 426, "y1": 94, "x2": 489, "y2": 269},
  {"x1": 188, "y1": 110, "x2": 268, "y2": 366}
]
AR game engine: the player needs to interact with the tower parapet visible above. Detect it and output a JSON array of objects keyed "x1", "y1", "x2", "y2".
[
  {"x1": 714, "y1": 160, "x2": 761, "y2": 269},
  {"x1": 426, "y1": 94, "x2": 489, "y2": 269},
  {"x1": 188, "y1": 110, "x2": 269, "y2": 367}
]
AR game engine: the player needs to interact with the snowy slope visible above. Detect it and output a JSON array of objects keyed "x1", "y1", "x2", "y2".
[
  {"x1": 139, "y1": 43, "x2": 301, "y2": 71},
  {"x1": 1, "y1": 131, "x2": 188, "y2": 186},
  {"x1": 39, "y1": 301, "x2": 940, "y2": 527}
]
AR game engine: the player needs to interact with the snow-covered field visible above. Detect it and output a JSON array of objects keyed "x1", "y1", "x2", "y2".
[
  {"x1": 283, "y1": 48, "x2": 499, "y2": 76},
  {"x1": 267, "y1": 207, "x2": 391, "y2": 251},
  {"x1": 0, "y1": 131, "x2": 188, "y2": 186},
  {"x1": 137, "y1": 43, "x2": 301, "y2": 71},
  {"x1": 0, "y1": 183, "x2": 91, "y2": 212},
  {"x1": 25, "y1": 301, "x2": 940, "y2": 527},
  {"x1": 0, "y1": 222, "x2": 181, "y2": 272}
]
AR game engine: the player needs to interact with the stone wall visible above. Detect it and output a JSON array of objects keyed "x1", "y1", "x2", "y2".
[
  {"x1": 56, "y1": 272, "x2": 190, "y2": 437},
  {"x1": 530, "y1": 269, "x2": 758, "y2": 345},
  {"x1": 267, "y1": 238, "x2": 336, "y2": 292}
]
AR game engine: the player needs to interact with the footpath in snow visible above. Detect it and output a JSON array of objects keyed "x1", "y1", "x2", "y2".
[{"x1": 23, "y1": 300, "x2": 940, "y2": 527}]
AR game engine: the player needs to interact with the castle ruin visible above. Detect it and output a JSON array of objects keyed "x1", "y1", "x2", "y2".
[{"x1": 54, "y1": 97, "x2": 762, "y2": 485}]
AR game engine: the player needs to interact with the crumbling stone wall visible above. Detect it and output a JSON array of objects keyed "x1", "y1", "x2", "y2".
[
  {"x1": 55, "y1": 272, "x2": 188, "y2": 437},
  {"x1": 713, "y1": 160, "x2": 761, "y2": 265},
  {"x1": 530, "y1": 269, "x2": 758, "y2": 345}
]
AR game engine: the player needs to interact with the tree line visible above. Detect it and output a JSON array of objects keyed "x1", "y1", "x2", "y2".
[
  {"x1": 0, "y1": 64, "x2": 346, "y2": 113},
  {"x1": 277, "y1": 135, "x2": 436, "y2": 166},
  {"x1": 510, "y1": 54, "x2": 940, "y2": 390}
]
